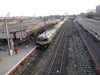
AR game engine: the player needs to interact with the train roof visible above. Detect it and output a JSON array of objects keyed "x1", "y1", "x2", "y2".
[
  {"x1": 37, "y1": 20, "x2": 65, "y2": 39},
  {"x1": 37, "y1": 28, "x2": 56, "y2": 38}
]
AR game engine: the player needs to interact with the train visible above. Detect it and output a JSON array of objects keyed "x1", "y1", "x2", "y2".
[{"x1": 36, "y1": 19, "x2": 66, "y2": 49}]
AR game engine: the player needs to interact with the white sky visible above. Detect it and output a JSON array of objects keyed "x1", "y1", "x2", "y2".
[{"x1": 0, "y1": 0, "x2": 100, "y2": 16}]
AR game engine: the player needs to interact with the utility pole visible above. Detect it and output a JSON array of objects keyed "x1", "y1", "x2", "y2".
[{"x1": 17, "y1": 17, "x2": 23, "y2": 43}]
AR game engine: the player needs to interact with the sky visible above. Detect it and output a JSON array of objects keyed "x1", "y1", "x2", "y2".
[{"x1": 0, "y1": 0, "x2": 100, "y2": 16}]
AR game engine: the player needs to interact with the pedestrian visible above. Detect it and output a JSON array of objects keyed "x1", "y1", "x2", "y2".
[
  {"x1": 10, "y1": 49, "x2": 13, "y2": 56},
  {"x1": 8, "y1": 39, "x2": 14, "y2": 56},
  {"x1": 14, "y1": 44, "x2": 18, "y2": 54}
]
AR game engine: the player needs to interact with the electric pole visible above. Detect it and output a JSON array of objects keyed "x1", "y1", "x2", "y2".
[{"x1": 43, "y1": 18, "x2": 47, "y2": 37}]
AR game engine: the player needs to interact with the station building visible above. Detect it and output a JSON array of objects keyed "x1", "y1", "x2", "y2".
[{"x1": 96, "y1": 5, "x2": 100, "y2": 16}]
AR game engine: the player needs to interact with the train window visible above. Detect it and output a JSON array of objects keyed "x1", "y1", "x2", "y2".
[{"x1": 42, "y1": 38, "x2": 48, "y2": 41}]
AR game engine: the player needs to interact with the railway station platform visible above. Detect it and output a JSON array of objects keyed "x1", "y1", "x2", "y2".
[
  {"x1": 76, "y1": 17, "x2": 100, "y2": 41},
  {"x1": 0, "y1": 43, "x2": 35, "y2": 75}
]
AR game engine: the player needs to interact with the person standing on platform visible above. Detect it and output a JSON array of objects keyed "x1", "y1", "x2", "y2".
[
  {"x1": 10, "y1": 39, "x2": 14, "y2": 56},
  {"x1": 13, "y1": 32, "x2": 18, "y2": 54},
  {"x1": 14, "y1": 43, "x2": 18, "y2": 54}
]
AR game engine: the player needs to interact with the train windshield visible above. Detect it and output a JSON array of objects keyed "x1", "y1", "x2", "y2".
[{"x1": 37, "y1": 38, "x2": 48, "y2": 41}]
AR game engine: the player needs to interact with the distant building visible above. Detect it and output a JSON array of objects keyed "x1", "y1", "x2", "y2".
[
  {"x1": 96, "y1": 5, "x2": 100, "y2": 15},
  {"x1": 79, "y1": 13, "x2": 87, "y2": 17}
]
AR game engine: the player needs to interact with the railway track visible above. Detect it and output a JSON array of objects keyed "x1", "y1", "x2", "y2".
[
  {"x1": 48, "y1": 21, "x2": 69, "y2": 75},
  {"x1": 74, "y1": 20, "x2": 100, "y2": 75},
  {"x1": 15, "y1": 49, "x2": 44, "y2": 75},
  {"x1": 43, "y1": 19, "x2": 96, "y2": 75},
  {"x1": 43, "y1": 20, "x2": 71, "y2": 75},
  {"x1": 70, "y1": 21, "x2": 96, "y2": 75},
  {"x1": 22, "y1": 50, "x2": 43, "y2": 74}
]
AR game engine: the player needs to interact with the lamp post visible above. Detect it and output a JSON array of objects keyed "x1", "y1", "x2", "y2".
[
  {"x1": 4, "y1": 18, "x2": 11, "y2": 55},
  {"x1": 19, "y1": 20, "x2": 23, "y2": 41}
]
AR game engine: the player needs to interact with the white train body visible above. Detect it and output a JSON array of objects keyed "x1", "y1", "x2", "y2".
[{"x1": 36, "y1": 20, "x2": 65, "y2": 46}]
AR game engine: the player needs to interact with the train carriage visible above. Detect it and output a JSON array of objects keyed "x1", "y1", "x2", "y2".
[{"x1": 36, "y1": 20, "x2": 66, "y2": 49}]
